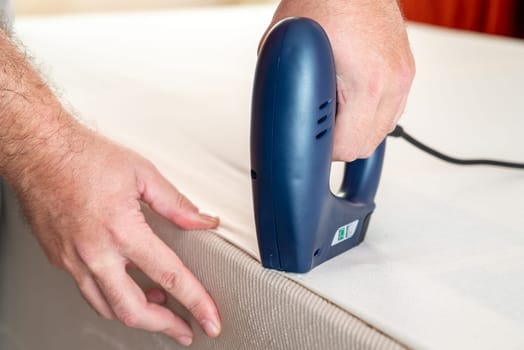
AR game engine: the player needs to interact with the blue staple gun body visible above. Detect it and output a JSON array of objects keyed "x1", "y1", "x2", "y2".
[{"x1": 250, "y1": 17, "x2": 386, "y2": 273}]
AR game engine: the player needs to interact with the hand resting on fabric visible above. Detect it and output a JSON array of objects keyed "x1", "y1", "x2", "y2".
[{"x1": 0, "y1": 30, "x2": 221, "y2": 347}]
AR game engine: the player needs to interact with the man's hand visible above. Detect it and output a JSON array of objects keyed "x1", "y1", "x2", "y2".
[
  {"x1": 265, "y1": 0, "x2": 415, "y2": 161},
  {"x1": 21, "y1": 131, "x2": 221, "y2": 346},
  {"x1": 0, "y1": 30, "x2": 220, "y2": 346}
]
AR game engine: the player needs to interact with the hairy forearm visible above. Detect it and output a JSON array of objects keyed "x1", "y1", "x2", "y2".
[{"x1": 0, "y1": 29, "x2": 84, "y2": 190}]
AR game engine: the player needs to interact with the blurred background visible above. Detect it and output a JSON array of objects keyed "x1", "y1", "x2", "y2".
[
  {"x1": 13, "y1": 0, "x2": 524, "y2": 38},
  {"x1": 13, "y1": 0, "x2": 273, "y2": 14}
]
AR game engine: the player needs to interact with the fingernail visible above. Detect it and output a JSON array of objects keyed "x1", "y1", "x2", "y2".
[
  {"x1": 202, "y1": 319, "x2": 221, "y2": 337},
  {"x1": 198, "y1": 213, "x2": 220, "y2": 226},
  {"x1": 177, "y1": 336, "x2": 193, "y2": 346}
]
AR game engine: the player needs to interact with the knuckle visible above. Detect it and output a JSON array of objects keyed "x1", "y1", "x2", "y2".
[
  {"x1": 360, "y1": 147, "x2": 376, "y2": 159},
  {"x1": 361, "y1": 133, "x2": 385, "y2": 159},
  {"x1": 43, "y1": 236, "x2": 69, "y2": 269},
  {"x1": 76, "y1": 247, "x2": 109, "y2": 276},
  {"x1": 110, "y1": 232, "x2": 129, "y2": 251},
  {"x1": 159, "y1": 270, "x2": 181, "y2": 292},
  {"x1": 397, "y1": 57, "x2": 415, "y2": 93},
  {"x1": 338, "y1": 148, "x2": 359, "y2": 163},
  {"x1": 333, "y1": 138, "x2": 360, "y2": 162},
  {"x1": 56, "y1": 248, "x2": 81, "y2": 272},
  {"x1": 115, "y1": 226, "x2": 150, "y2": 257},
  {"x1": 364, "y1": 69, "x2": 386, "y2": 99},
  {"x1": 388, "y1": 119, "x2": 399, "y2": 133},
  {"x1": 106, "y1": 210, "x2": 146, "y2": 251},
  {"x1": 118, "y1": 310, "x2": 140, "y2": 328},
  {"x1": 85, "y1": 261, "x2": 105, "y2": 276},
  {"x1": 346, "y1": 151, "x2": 360, "y2": 162},
  {"x1": 108, "y1": 226, "x2": 133, "y2": 251},
  {"x1": 75, "y1": 243, "x2": 95, "y2": 264},
  {"x1": 376, "y1": 121, "x2": 394, "y2": 138},
  {"x1": 373, "y1": 130, "x2": 386, "y2": 144},
  {"x1": 104, "y1": 284, "x2": 125, "y2": 306},
  {"x1": 364, "y1": 136, "x2": 386, "y2": 158},
  {"x1": 56, "y1": 253, "x2": 73, "y2": 270},
  {"x1": 76, "y1": 274, "x2": 92, "y2": 292},
  {"x1": 333, "y1": 132, "x2": 363, "y2": 163}
]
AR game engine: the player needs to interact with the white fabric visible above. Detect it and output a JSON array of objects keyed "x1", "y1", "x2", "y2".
[{"x1": 12, "y1": 5, "x2": 524, "y2": 349}]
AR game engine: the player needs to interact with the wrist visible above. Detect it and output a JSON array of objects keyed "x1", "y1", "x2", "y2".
[
  {"x1": 0, "y1": 30, "x2": 91, "y2": 192},
  {"x1": 0, "y1": 99, "x2": 89, "y2": 193}
]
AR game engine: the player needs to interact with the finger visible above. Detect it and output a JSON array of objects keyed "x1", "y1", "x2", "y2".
[
  {"x1": 361, "y1": 94, "x2": 402, "y2": 157},
  {"x1": 137, "y1": 164, "x2": 219, "y2": 230},
  {"x1": 76, "y1": 273, "x2": 116, "y2": 320},
  {"x1": 67, "y1": 252, "x2": 115, "y2": 320},
  {"x1": 361, "y1": 86, "x2": 408, "y2": 157},
  {"x1": 124, "y1": 229, "x2": 221, "y2": 338},
  {"x1": 93, "y1": 258, "x2": 194, "y2": 346},
  {"x1": 125, "y1": 264, "x2": 167, "y2": 305},
  {"x1": 333, "y1": 88, "x2": 380, "y2": 162}
]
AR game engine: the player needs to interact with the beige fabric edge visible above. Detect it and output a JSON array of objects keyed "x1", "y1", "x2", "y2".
[
  {"x1": 0, "y1": 183, "x2": 406, "y2": 350},
  {"x1": 146, "y1": 210, "x2": 408, "y2": 350}
]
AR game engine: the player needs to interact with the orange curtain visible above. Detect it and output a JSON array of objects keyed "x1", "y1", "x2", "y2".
[{"x1": 400, "y1": 0, "x2": 520, "y2": 37}]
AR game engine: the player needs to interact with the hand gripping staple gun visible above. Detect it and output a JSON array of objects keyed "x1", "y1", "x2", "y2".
[{"x1": 250, "y1": 17, "x2": 386, "y2": 273}]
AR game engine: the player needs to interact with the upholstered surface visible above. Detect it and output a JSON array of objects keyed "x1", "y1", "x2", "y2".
[
  {"x1": 0, "y1": 182, "x2": 404, "y2": 350},
  {"x1": 0, "y1": 4, "x2": 523, "y2": 349}
]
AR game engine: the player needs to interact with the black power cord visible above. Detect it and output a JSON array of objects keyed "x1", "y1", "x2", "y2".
[{"x1": 388, "y1": 125, "x2": 524, "y2": 169}]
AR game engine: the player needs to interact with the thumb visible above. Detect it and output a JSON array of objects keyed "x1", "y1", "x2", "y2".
[{"x1": 137, "y1": 162, "x2": 219, "y2": 230}]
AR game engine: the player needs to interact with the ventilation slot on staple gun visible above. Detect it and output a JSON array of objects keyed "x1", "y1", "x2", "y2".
[
  {"x1": 318, "y1": 99, "x2": 332, "y2": 110},
  {"x1": 317, "y1": 115, "x2": 328, "y2": 124},
  {"x1": 316, "y1": 128, "x2": 330, "y2": 139}
]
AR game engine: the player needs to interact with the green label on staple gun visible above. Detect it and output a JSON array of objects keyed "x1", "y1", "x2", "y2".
[{"x1": 331, "y1": 220, "x2": 359, "y2": 246}]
